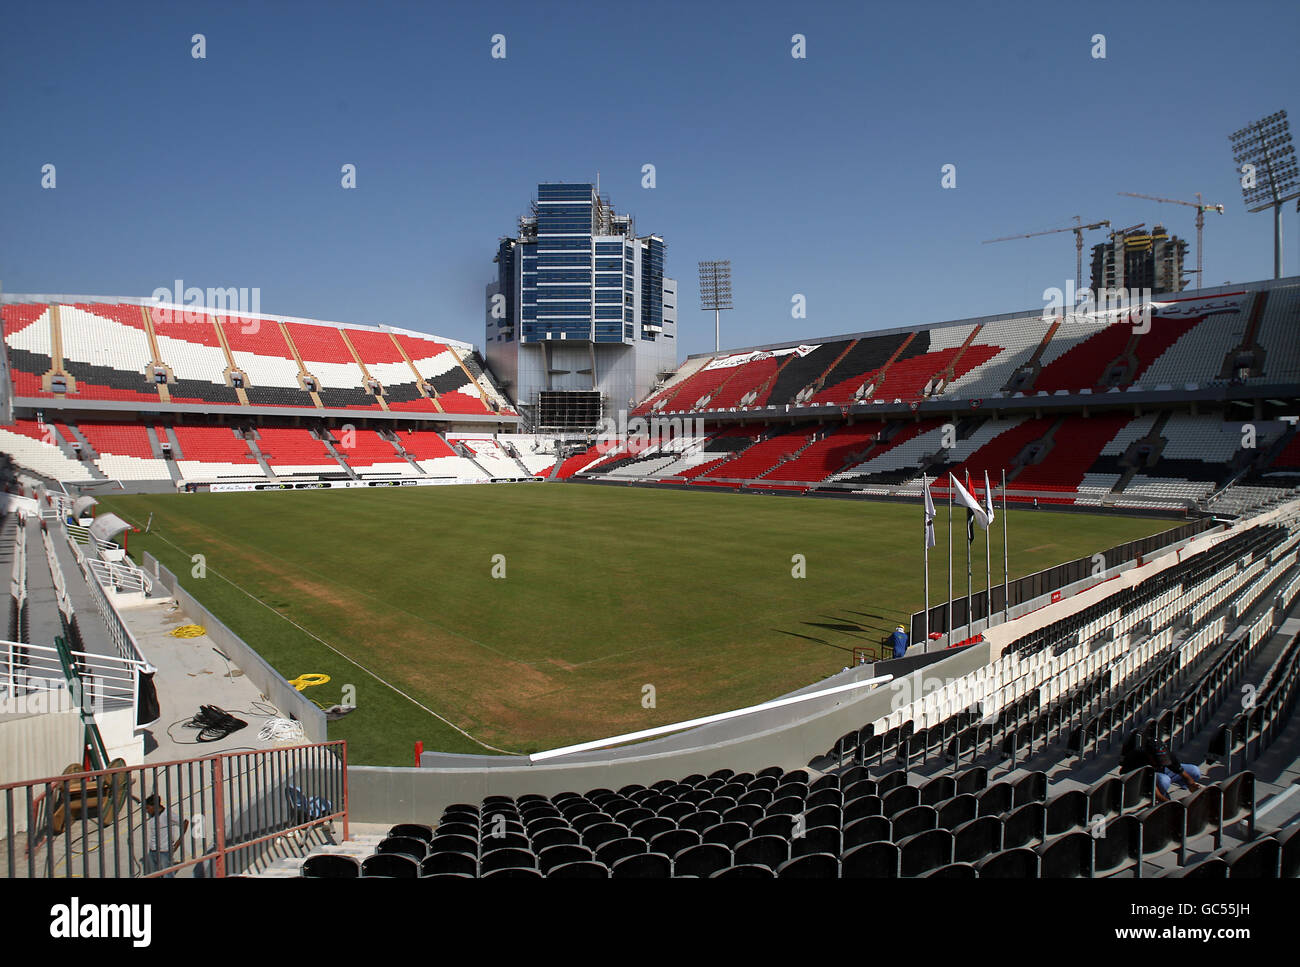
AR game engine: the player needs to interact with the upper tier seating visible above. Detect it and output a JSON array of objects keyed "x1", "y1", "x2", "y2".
[
  {"x1": 346, "y1": 329, "x2": 427, "y2": 411},
  {"x1": 2, "y1": 301, "x2": 515, "y2": 417},
  {"x1": 150, "y1": 306, "x2": 241, "y2": 405},
  {"x1": 222, "y1": 316, "x2": 314, "y2": 408}
]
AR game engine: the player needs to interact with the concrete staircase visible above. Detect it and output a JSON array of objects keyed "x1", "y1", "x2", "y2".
[
  {"x1": 250, "y1": 824, "x2": 388, "y2": 878},
  {"x1": 146, "y1": 426, "x2": 185, "y2": 487},
  {"x1": 242, "y1": 432, "x2": 278, "y2": 480}
]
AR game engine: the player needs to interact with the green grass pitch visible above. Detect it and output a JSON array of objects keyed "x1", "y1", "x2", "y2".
[{"x1": 101, "y1": 484, "x2": 1174, "y2": 766}]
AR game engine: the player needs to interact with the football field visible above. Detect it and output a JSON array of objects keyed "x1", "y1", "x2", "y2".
[{"x1": 102, "y1": 484, "x2": 1174, "y2": 765}]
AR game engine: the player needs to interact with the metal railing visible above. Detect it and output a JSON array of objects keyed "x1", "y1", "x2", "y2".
[
  {"x1": 0, "y1": 741, "x2": 348, "y2": 878},
  {"x1": 61, "y1": 521, "x2": 152, "y2": 666},
  {"x1": 85, "y1": 558, "x2": 151, "y2": 595},
  {"x1": 0, "y1": 637, "x2": 143, "y2": 714},
  {"x1": 10, "y1": 519, "x2": 26, "y2": 630},
  {"x1": 40, "y1": 525, "x2": 72, "y2": 618}
]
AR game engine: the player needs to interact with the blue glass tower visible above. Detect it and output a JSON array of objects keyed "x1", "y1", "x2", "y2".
[{"x1": 485, "y1": 183, "x2": 677, "y2": 429}]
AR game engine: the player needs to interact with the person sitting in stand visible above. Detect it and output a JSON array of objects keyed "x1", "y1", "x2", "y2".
[{"x1": 1147, "y1": 742, "x2": 1201, "y2": 802}]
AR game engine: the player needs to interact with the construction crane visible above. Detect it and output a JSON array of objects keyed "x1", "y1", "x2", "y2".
[
  {"x1": 1117, "y1": 191, "x2": 1225, "y2": 284},
  {"x1": 983, "y1": 215, "x2": 1111, "y2": 292}
]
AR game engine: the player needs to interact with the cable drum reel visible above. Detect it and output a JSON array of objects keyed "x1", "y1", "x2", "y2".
[{"x1": 288, "y1": 673, "x2": 331, "y2": 691}]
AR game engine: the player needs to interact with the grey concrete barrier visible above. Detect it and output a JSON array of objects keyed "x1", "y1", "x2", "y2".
[
  {"x1": 142, "y1": 552, "x2": 326, "y2": 742},
  {"x1": 347, "y1": 643, "x2": 989, "y2": 824}
]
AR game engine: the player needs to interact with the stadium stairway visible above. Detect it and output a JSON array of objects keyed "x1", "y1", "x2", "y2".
[
  {"x1": 249, "y1": 825, "x2": 389, "y2": 878},
  {"x1": 317, "y1": 431, "x2": 360, "y2": 481},
  {"x1": 241, "y1": 432, "x2": 278, "y2": 480},
  {"x1": 47, "y1": 422, "x2": 108, "y2": 482},
  {"x1": 145, "y1": 425, "x2": 186, "y2": 487}
]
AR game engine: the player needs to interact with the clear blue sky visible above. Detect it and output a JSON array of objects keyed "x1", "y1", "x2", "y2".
[{"x1": 1, "y1": 0, "x2": 1296, "y2": 360}]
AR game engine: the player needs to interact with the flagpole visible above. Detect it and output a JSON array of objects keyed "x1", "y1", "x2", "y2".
[
  {"x1": 1002, "y1": 467, "x2": 1010, "y2": 621},
  {"x1": 922, "y1": 475, "x2": 930, "y2": 648},
  {"x1": 947, "y1": 484, "x2": 953, "y2": 649},
  {"x1": 984, "y1": 475, "x2": 992, "y2": 634},
  {"x1": 965, "y1": 503, "x2": 973, "y2": 645}
]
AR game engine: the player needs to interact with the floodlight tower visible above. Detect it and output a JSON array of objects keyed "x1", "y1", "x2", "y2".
[
  {"x1": 1230, "y1": 110, "x2": 1300, "y2": 279},
  {"x1": 698, "y1": 260, "x2": 733, "y2": 353}
]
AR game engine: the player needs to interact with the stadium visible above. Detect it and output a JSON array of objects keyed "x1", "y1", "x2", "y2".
[{"x1": 1, "y1": 6, "x2": 1299, "y2": 920}]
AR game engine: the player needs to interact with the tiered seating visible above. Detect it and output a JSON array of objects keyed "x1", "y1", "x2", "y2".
[
  {"x1": 150, "y1": 306, "x2": 241, "y2": 405},
  {"x1": 0, "y1": 418, "x2": 95, "y2": 481},
  {"x1": 347, "y1": 329, "x2": 428, "y2": 411},
  {"x1": 867, "y1": 328, "x2": 976, "y2": 402},
  {"x1": 941, "y1": 315, "x2": 1047, "y2": 399},
  {"x1": 57, "y1": 304, "x2": 156, "y2": 401},
  {"x1": 758, "y1": 425, "x2": 881, "y2": 484},
  {"x1": 763, "y1": 342, "x2": 855, "y2": 408},
  {"x1": 1251, "y1": 286, "x2": 1300, "y2": 384},
  {"x1": 1074, "y1": 414, "x2": 1158, "y2": 504},
  {"x1": 650, "y1": 359, "x2": 738, "y2": 412},
  {"x1": 76, "y1": 421, "x2": 171, "y2": 481},
  {"x1": 939, "y1": 417, "x2": 1056, "y2": 485},
  {"x1": 452, "y1": 437, "x2": 527, "y2": 478},
  {"x1": 841, "y1": 417, "x2": 1018, "y2": 491},
  {"x1": 460, "y1": 351, "x2": 515, "y2": 414},
  {"x1": 222, "y1": 316, "x2": 314, "y2": 408},
  {"x1": 394, "y1": 334, "x2": 488, "y2": 415},
  {"x1": 390, "y1": 428, "x2": 486, "y2": 479},
  {"x1": 1030, "y1": 314, "x2": 1112, "y2": 388},
  {"x1": 549, "y1": 442, "x2": 614, "y2": 480},
  {"x1": 328, "y1": 429, "x2": 411, "y2": 477},
  {"x1": 585, "y1": 436, "x2": 713, "y2": 480},
  {"x1": 172, "y1": 426, "x2": 263, "y2": 482},
  {"x1": 702, "y1": 354, "x2": 785, "y2": 409},
  {"x1": 807, "y1": 333, "x2": 909, "y2": 406},
  {"x1": 1011, "y1": 415, "x2": 1131, "y2": 494},
  {"x1": 282, "y1": 322, "x2": 376, "y2": 410},
  {"x1": 76, "y1": 422, "x2": 154, "y2": 458},
  {"x1": 254, "y1": 427, "x2": 343, "y2": 476},
  {"x1": 694, "y1": 427, "x2": 812, "y2": 483},
  {"x1": 1140, "y1": 301, "x2": 1248, "y2": 388},
  {"x1": 1, "y1": 303, "x2": 53, "y2": 397},
  {"x1": 395, "y1": 429, "x2": 457, "y2": 461},
  {"x1": 1032, "y1": 314, "x2": 1201, "y2": 394},
  {"x1": 620, "y1": 429, "x2": 761, "y2": 481}
]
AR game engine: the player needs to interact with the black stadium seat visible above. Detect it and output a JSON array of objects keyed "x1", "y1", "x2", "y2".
[
  {"x1": 976, "y1": 847, "x2": 1039, "y2": 878},
  {"x1": 301, "y1": 854, "x2": 359, "y2": 878},
  {"x1": 841, "y1": 841, "x2": 900, "y2": 878}
]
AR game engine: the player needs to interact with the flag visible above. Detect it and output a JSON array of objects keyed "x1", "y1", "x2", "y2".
[
  {"x1": 923, "y1": 475, "x2": 936, "y2": 548},
  {"x1": 950, "y1": 473, "x2": 990, "y2": 530},
  {"x1": 983, "y1": 470, "x2": 996, "y2": 526},
  {"x1": 966, "y1": 472, "x2": 976, "y2": 544}
]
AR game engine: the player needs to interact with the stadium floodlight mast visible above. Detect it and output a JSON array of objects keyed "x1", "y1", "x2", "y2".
[
  {"x1": 1230, "y1": 110, "x2": 1300, "y2": 279},
  {"x1": 698, "y1": 260, "x2": 733, "y2": 353}
]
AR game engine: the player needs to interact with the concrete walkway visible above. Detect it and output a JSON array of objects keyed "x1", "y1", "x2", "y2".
[{"x1": 113, "y1": 592, "x2": 304, "y2": 763}]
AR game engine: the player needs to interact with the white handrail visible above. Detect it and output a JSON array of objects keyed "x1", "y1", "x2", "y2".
[{"x1": 530, "y1": 673, "x2": 896, "y2": 763}]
